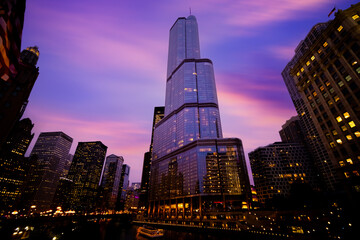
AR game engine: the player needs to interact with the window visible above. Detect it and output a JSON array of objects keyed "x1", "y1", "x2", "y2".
[
  {"x1": 332, "y1": 130, "x2": 338, "y2": 135},
  {"x1": 323, "y1": 42, "x2": 328, "y2": 47},
  {"x1": 346, "y1": 158, "x2": 353, "y2": 164},
  {"x1": 334, "y1": 96, "x2": 340, "y2": 102},
  {"x1": 296, "y1": 72, "x2": 300, "y2": 76},
  {"x1": 311, "y1": 56, "x2": 315, "y2": 61},
  {"x1": 320, "y1": 85, "x2": 325, "y2": 91},
  {"x1": 352, "y1": 14, "x2": 359, "y2": 20},
  {"x1": 346, "y1": 135, "x2": 353, "y2": 140},
  {"x1": 313, "y1": 91, "x2": 317, "y2": 97},
  {"x1": 345, "y1": 75, "x2": 352, "y2": 82},
  {"x1": 336, "y1": 139, "x2": 343, "y2": 144},
  {"x1": 341, "y1": 125, "x2": 347, "y2": 131},
  {"x1": 338, "y1": 161, "x2": 345, "y2": 167},
  {"x1": 344, "y1": 172, "x2": 350, "y2": 178},
  {"x1": 330, "y1": 142, "x2": 336, "y2": 148},
  {"x1": 338, "y1": 81, "x2": 344, "y2": 87},
  {"x1": 343, "y1": 112, "x2": 350, "y2": 118},
  {"x1": 336, "y1": 116, "x2": 343, "y2": 122},
  {"x1": 337, "y1": 25, "x2": 343, "y2": 32},
  {"x1": 354, "y1": 131, "x2": 360, "y2": 137},
  {"x1": 301, "y1": 68, "x2": 304, "y2": 72},
  {"x1": 349, "y1": 121, "x2": 356, "y2": 128},
  {"x1": 353, "y1": 171, "x2": 360, "y2": 176}
]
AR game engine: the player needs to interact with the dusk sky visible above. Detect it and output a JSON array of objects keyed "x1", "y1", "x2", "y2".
[{"x1": 21, "y1": 0, "x2": 359, "y2": 184}]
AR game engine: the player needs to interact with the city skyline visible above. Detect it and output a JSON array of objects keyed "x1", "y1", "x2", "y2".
[{"x1": 20, "y1": 0, "x2": 358, "y2": 183}]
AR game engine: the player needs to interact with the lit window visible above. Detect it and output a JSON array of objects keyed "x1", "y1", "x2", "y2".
[
  {"x1": 326, "y1": 133, "x2": 331, "y2": 138},
  {"x1": 323, "y1": 42, "x2": 328, "y2": 47},
  {"x1": 338, "y1": 161, "x2": 345, "y2": 167},
  {"x1": 325, "y1": 81, "x2": 331, "y2": 86},
  {"x1": 332, "y1": 130, "x2": 338, "y2": 135},
  {"x1": 338, "y1": 81, "x2": 344, "y2": 87},
  {"x1": 306, "y1": 61, "x2": 310, "y2": 66},
  {"x1": 301, "y1": 68, "x2": 304, "y2": 72},
  {"x1": 328, "y1": 100, "x2": 333, "y2": 106},
  {"x1": 318, "y1": 49, "x2": 322, "y2": 54},
  {"x1": 354, "y1": 131, "x2": 360, "y2": 137},
  {"x1": 319, "y1": 86, "x2": 325, "y2": 91},
  {"x1": 352, "y1": 61, "x2": 358, "y2": 66},
  {"x1": 334, "y1": 96, "x2": 340, "y2": 102},
  {"x1": 307, "y1": 96, "x2": 312, "y2": 101},
  {"x1": 352, "y1": 14, "x2": 359, "y2": 20},
  {"x1": 336, "y1": 116, "x2": 343, "y2": 122},
  {"x1": 344, "y1": 172, "x2": 350, "y2": 178},
  {"x1": 356, "y1": 67, "x2": 360, "y2": 74},
  {"x1": 313, "y1": 73, "x2": 317, "y2": 77},
  {"x1": 341, "y1": 125, "x2": 347, "y2": 131},
  {"x1": 337, "y1": 25, "x2": 343, "y2": 32},
  {"x1": 353, "y1": 171, "x2": 360, "y2": 176},
  {"x1": 301, "y1": 112, "x2": 305, "y2": 116},
  {"x1": 349, "y1": 121, "x2": 356, "y2": 128},
  {"x1": 193, "y1": 72, "x2": 197, "y2": 75},
  {"x1": 343, "y1": 112, "x2": 350, "y2": 118},
  {"x1": 346, "y1": 158, "x2": 353, "y2": 164},
  {"x1": 345, "y1": 75, "x2": 352, "y2": 81},
  {"x1": 336, "y1": 139, "x2": 343, "y2": 144},
  {"x1": 311, "y1": 56, "x2": 315, "y2": 61},
  {"x1": 313, "y1": 91, "x2": 317, "y2": 97},
  {"x1": 330, "y1": 142, "x2": 336, "y2": 148},
  {"x1": 346, "y1": 135, "x2": 353, "y2": 140},
  {"x1": 296, "y1": 72, "x2": 300, "y2": 76}
]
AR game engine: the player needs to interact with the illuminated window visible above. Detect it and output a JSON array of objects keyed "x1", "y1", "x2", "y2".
[
  {"x1": 338, "y1": 161, "x2": 345, "y2": 167},
  {"x1": 332, "y1": 130, "x2": 338, "y2": 135},
  {"x1": 318, "y1": 49, "x2": 322, "y2": 54},
  {"x1": 352, "y1": 61, "x2": 358, "y2": 66},
  {"x1": 296, "y1": 72, "x2": 300, "y2": 76},
  {"x1": 337, "y1": 25, "x2": 343, "y2": 32},
  {"x1": 301, "y1": 68, "x2": 304, "y2": 72},
  {"x1": 336, "y1": 139, "x2": 342, "y2": 144},
  {"x1": 344, "y1": 172, "x2": 350, "y2": 178},
  {"x1": 343, "y1": 112, "x2": 350, "y2": 118},
  {"x1": 341, "y1": 125, "x2": 347, "y2": 131},
  {"x1": 328, "y1": 100, "x2": 333, "y2": 106},
  {"x1": 346, "y1": 158, "x2": 353, "y2": 164},
  {"x1": 326, "y1": 133, "x2": 331, "y2": 138},
  {"x1": 352, "y1": 14, "x2": 359, "y2": 20},
  {"x1": 345, "y1": 75, "x2": 352, "y2": 81},
  {"x1": 307, "y1": 95, "x2": 312, "y2": 101},
  {"x1": 329, "y1": 88, "x2": 335, "y2": 93},
  {"x1": 306, "y1": 61, "x2": 310, "y2": 66},
  {"x1": 336, "y1": 116, "x2": 342, "y2": 122},
  {"x1": 330, "y1": 142, "x2": 336, "y2": 148},
  {"x1": 325, "y1": 81, "x2": 331, "y2": 86},
  {"x1": 319, "y1": 86, "x2": 325, "y2": 91},
  {"x1": 334, "y1": 96, "x2": 340, "y2": 102},
  {"x1": 313, "y1": 91, "x2": 317, "y2": 97},
  {"x1": 311, "y1": 56, "x2": 315, "y2": 61},
  {"x1": 338, "y1": 81, "x2": 344, "y2": 87},
  {"x1": 353, "y1": 171, "x2": 360, "y2": 176},
  {"x1": 323, "y1": 42, "x2": 328, "y2": 47},
  {"x1": 346, "y1": 135, "x2": 353, "y2": 140},
  {"x1": 301, "y1": 112, "x2": 305, "y2": 116},
  {"x1": 354, "y1": 131, "x2": 360, "y2": 137},
  {"x1": 349, "y1": 121, "x2": 356, "y2": 128},
  {"x1": 313, "y1": 73, "x2": 317, "y2": 77},
  {"x1": 193, "y1": 72, "x2": 197, "y2": 75}
]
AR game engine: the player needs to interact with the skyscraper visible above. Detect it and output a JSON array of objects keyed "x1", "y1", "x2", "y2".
[
  {"x1": 67, "y1": 141, "x2": 107, "y2": 211},
  {"x1": 117, "y1": 164, "x2": 130, "y2": 210},
  {"x1": 99, "y1": 154, "x2": 124, "y2": 210},
  {"x1": 0, "y1": 118, "x2": 34, "y2": 211},
  {"x1": 139, "y1": 106, "x2": 164, "y2": 209},
  {"x1": 282, "y1": 3, "x2": 360, "y2": 205},
  {"x1": 149, "y1": 15, "x2": 251, "y2": 221},
  {"x1": 22, "y1": 132, "x2": 73, "y2": 210}
]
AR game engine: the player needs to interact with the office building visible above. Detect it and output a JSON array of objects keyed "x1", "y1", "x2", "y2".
[
  {"x1": 99, "y1": 154, "x2": 124, "y2": 210},
  {"x1": 0, "y1": 118, "x2": 34, "y2": 211},
  {"x1": 139, "y1": 106, "x2": 164, "y2": 209},
  {"x1": 117, "y1": 164, "x2": 130, "y2": 210},
  {"x1": 282, "y1": 4, "x2": 360, "y2": 204},
  {"x1": 22, "y1": 132, "x2": 72, "y2": 210},
  {"x1": 148, "y1": 15, "x2": 251, "y2": 221},
  {"x1": 67, "y1": 141, "x2": 107, "y2": 211}
]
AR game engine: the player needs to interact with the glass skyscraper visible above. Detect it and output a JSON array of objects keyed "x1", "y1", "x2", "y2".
[{"x1": 149, "y1": 15, "x2": 251, "y2": 221}]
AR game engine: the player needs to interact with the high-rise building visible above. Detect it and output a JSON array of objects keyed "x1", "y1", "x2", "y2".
[
  {"x1": 67, "y1": 141, "x2": 107, "y2": 211},
  {"x1": 61, "y1": 153, "x2": 73, "y2": 178},
  {"x1": 249, "y1": 142, "x2": 320, "y2": 204},
  {"x1": 117, "y1": 164, "x2": 130, "y2": 210},
  {"x1": 99, "y1": 154, "x2": 124, "y2": 210},
  {"x1": 139, "y1": 106, "x2": 164, "y2": 209},
  {"x1": 22, "y1": 132, "x2": 73, "y2": 210},
  {"x1": 148, "y1": 15, "x2": 251, "y2": 221},
  {"x1": 279, "y1": 116, "x2": 306, "y2": 144},
  {"x1": 282, "y1": 3, "x2": 360, "y2": 206},
  {"x1": 0, "y1": 118, "x2": 34, "y2": 211}
]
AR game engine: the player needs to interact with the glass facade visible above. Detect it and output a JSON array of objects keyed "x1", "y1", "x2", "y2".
[{"x1": 149, "y1": 15, "x2": 251, "y2": 220}]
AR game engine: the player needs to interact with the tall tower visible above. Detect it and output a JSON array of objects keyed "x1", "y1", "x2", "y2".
[
  {"x1": 149, "y1": 15, "x2": 251, "y2": 220},
  {"x1": 282, "y1": 3, "x2": 360, "y2": 213},
  {"x1": 23, "y1": 132, "x2": 73, "y2": 210},
  {"x1": 67, "y1": 141, "x2": 107, "y2": 211},
  {"x1": 99, "y1": 154, "x2": 124, "y2": 210}
]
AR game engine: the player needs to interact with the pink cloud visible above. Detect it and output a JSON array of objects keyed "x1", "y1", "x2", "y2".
[{"x1": 269, "y1": 45, "x2": 297, "y2": 60}]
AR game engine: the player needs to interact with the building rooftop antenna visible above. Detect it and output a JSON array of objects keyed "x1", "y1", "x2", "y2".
[{"x1": 189, "y1": 7, "x2": 191, "y2": 15}]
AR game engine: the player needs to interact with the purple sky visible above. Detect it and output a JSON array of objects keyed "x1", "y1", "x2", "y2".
[{"x1": 21, "y1": 0, "x2": 358, "y2": 184}]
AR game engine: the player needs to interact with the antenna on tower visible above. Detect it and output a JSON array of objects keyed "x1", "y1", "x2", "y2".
[{"x1": 189, "y1": 7, "x2": 192, "y2": 15}]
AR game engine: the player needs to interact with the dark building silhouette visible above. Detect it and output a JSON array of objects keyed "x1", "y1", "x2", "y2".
[
  {"x1": 98, "y1": 154, "x2": 124, "y2": 210},
  {"x1": 0, "y1": 118, "x2": 34, "y2": 211},
  {"x1": 139, "y1": 106, "x2": 164, "y2": 210},
  {"x1": 148, "y1": 15, "x2": 251, "y2": 221},
  {"x1": 279, "y1": 116, "x2": 306, "y2": 144},
  {"x1": 22, "y1": 132, "x2": 73, "y2": 210},
  {"x1": 67, "y1": 141, "x2": 107, "y2": 212},
  {"x1": 117, "y1": 164, "x2": 130, "y2": 210},
  {"x1": 282, "y1": 3, "x2": 360, "y2": 210}
]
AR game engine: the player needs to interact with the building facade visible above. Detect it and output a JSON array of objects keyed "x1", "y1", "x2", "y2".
[
  {"x1": 139, "y1": 106, "x2": 165, "y2": 209},
  {"x1": 149, "y1": 15, "x2": 251, "y2": 221},
  {"x1": 67, "y1": 141, "x2": 107, "y2": 211},
  {"x1": 22, "y1": 132, "x2": 73, "y2": 210},
  {"x1": 283, "y1": 4, "x2": 360, "y2": 206},
  {"x1": 117, "y1": 164, "x2": 130, "y2": 210},
  {"x1": 0, "y1": 118, "x2": 34, "y2": 211},
  {"x1": 99, "y1": 154, "x2": 124, "y2": 210}
]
